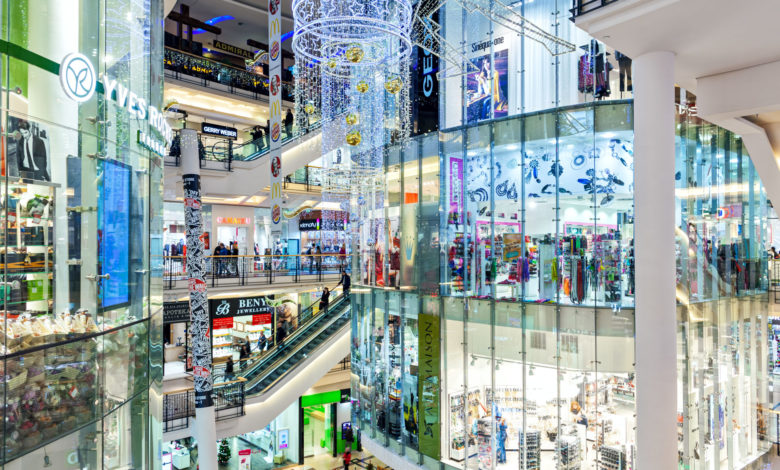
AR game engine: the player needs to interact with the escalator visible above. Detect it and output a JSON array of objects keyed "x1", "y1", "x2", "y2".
[
  {"x1": 238, "y1": 293, "x2": 351, "y2": 397},
  {"x1": 163, "y1": 294, "x2": 351, "y2": 440}
]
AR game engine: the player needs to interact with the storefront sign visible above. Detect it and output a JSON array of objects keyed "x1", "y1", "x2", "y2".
[
  {"x1": 418, "y1": 313, "x2": 441, "y2": 459},
  {"x1": 210, "y1": 295, "x2": 275, "y2": 319},
  {"x1": 470, "y1": 36, "x2": 505, "y2": 53},
  {"x1": 164, "y1": 301, "x2": 190, "y2": 324},
  {"x1": 102, "y1": 75, "x2": 173, "y2": 144},
  {"x1": 299, "y1": 218, "x2": 346, "y2": 231},
  {"x1": 60, "y1": 52, "x2": 172, "y2": 149},
  {"x1": 201, "y1": 122, "x2": 238, "y2": 140},
  {"x1": 217, "y1": 217, "x2": 251, "y2": 224},
  {"x1": 412, "y1": 12, "x2": 439, "y2": 136},
  {"x1": 60, "y1": 53, "x2": 96, "y2": 102},
  {"x1": 212, "y1": 39, "x2": 255, "y2": 60},
  {"x1": 138, "y1": 130, "x2": 166, "y2": 157},
  {"x1": 340, "y1": 388, "x2": 351, "y2": 403}
]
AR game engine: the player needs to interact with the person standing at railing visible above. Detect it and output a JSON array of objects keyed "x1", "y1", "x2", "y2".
[
  {"x1": 214, "y1": 242, "x2": 227, "y2": 276},
  {"x1": 316, "y1": 245, "x2": 323, "y2": 273},
  {"x1": 339, "y1": 243, "x2": 347, "y2": 269},
  {"x1": 306, "y1": 244, "x2": 315, "y2": 274},
  {"x1": 337, "y1": 269, "x2": 351, "y2": 296},
  {"x1": 231, "y1": 242, "x2": 240, "y2": 276}
]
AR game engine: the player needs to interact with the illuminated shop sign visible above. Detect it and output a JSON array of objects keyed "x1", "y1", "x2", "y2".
[
  {"x1": 201, "y1": 122, "x2": 238, "y2": 140},
  {"x1": 210, "y1": 295, "x2": 274, "y2": 319},
  {"x1": 212, "y1": 39, "x2": 255, "y2": 60},
  {"x1": 216, "y1": 217, "x2": 251, "y2": 224},
  {"x1": 59, "y1": 52, "x2": 173, "y2": 152}
]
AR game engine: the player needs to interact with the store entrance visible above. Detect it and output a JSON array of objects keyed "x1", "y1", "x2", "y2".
[
  {"x1": 217, "y1": 226, "x2": 248, "y2": 254},
  {"x1": 303, "y1": 403, "x2": 333, "y2": 458}
]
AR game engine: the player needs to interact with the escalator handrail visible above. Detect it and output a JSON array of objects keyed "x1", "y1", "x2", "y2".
[
  {"x1": 244, "y1": 298, "x2": 351, "y2": 394},
  {"x1": 237, "y1": 291, "x2": 345, "y2": 377},
  {"x1": 248, "y1": 312, "x2": 351, "y2": 397},
  {"x1": 213, "y1": 288, "x2": 345, "y2": 378}
]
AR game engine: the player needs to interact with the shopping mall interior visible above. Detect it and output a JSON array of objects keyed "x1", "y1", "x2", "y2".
[{"x1": 2, "y1": 0, "x2": 780, "y2": 469}]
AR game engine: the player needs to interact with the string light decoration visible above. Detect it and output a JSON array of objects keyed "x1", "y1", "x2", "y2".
[{"x1": 293, "y1": 0, "x2": 413, "y2": 237}]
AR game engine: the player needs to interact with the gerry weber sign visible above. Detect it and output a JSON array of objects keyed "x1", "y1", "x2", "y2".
[{"x1": 59, "y1": 52, "x2": 173, "y2": 152}]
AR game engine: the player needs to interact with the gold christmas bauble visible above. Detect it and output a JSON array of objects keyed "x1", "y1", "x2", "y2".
[
  {"x1": 355, "y1": 81, "x2": 369, "y2": 93},
  {"x1": 327, "y1": 59, "x2": 337, "y2": 69},
  {"x1": 304, "y1": 101, "x2": 316, "y2": 115},
  {"x1": 384, "y1": 75, "x2": 403, "y2": 94},
  {"x1": 345, "y1": 113, "x2": 359, "y2": 126},
  {"x1": 345, "y1": 44, "x2": 364, "y2": 63},
  {"x1": 346, "y1": 129, "x2": 362, "y2": 146}
]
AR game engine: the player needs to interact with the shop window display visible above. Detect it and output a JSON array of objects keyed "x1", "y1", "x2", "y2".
[
  {"x1": 0, "y1": 0, "x2": 164, "y2": 466},
  {"x1": 352, "y1": 93, "x2": 771, "y2": 470}
]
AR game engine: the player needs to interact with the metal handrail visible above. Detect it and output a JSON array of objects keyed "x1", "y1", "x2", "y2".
[
  {"x1": 235, "y1": 292, "x2": 347, "y2": 377},
  {"x1": 244, "y1": 297, "x2": 351, "y2": 394},
  {"x1": 570, "y1": 0, "x2": 621, "y2": 18},
  {"x1": 210, "y1": 290, "x2": 345, "y2": 379}
]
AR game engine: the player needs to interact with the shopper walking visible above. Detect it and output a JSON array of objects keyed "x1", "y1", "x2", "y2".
[
  {"x1": 319, "y1": 287, "x2": 330, "y2": 314},
  {"x1": 315, "y1": 245, "x2": 323, "y2": 273},
  {"x1": 342, "y1": 451, "x2": 351, "y2": 470}
]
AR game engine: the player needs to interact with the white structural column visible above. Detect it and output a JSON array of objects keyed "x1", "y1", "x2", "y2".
[{"x1": 633, "y1": 51, "x2": 677, "y2": 470}]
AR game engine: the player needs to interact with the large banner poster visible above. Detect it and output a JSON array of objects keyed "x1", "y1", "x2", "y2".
[
  {"x1": 269, "y1": 0, "x2": 283, "y2": 226},
  {"x1": 467, "y1": 49, "x2": 508, "y2": 122},
  {"x1": 418, "y1": 313, "x2": 441, "y2": 459}
]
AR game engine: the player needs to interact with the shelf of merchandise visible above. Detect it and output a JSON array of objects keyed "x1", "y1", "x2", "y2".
[
  {"x1": 557, "y1": 435, "x2": 581, "y2": 470},
  {"x1": 599, "y1": 445, "x2": 626, "y2": 470},
  {"x1": 519, "y1": 430, "x2": 541, "y2": 470}
]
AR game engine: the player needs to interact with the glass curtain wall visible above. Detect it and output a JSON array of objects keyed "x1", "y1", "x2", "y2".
[
  {"x1": 0, "y1": 0, "x2": 165, "y2": 468},
  {"x1": 353, "y1": 103, "x2": 637, "y2": 470},
  {"x1": 675, "y1": 90, "x2": 771, "y2": 470}
]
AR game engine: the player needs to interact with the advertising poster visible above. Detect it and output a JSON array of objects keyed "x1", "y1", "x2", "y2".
[
  {"x1": 278, "y1": 429, "x2": 289, "y2": 449},
  {"x1": 502, "y1": 233, "x2": 524, "y2": 262},
  {"x1": 418, "y1": 313, "x2": 441, "y2": 459},
  {"x1": 268, "y1": 0, "x2": 283, "y2": 226},
  {"x1": 467, "y1": 49, "x2": 508, "y2": 122},
  {"x1": 7, "y1": 116, "x2": 51, "y2": 181},
  {"x1": 448, "y1": 157, "x2": 463, "y2": 224},
  {"x1": 238, "y1": 449, "x2": 251, "y2": 470}
]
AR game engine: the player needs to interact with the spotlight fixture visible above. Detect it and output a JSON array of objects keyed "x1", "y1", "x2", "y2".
[{"x1": 470, "y1": 354, "x2": 477, "y2": 366}]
